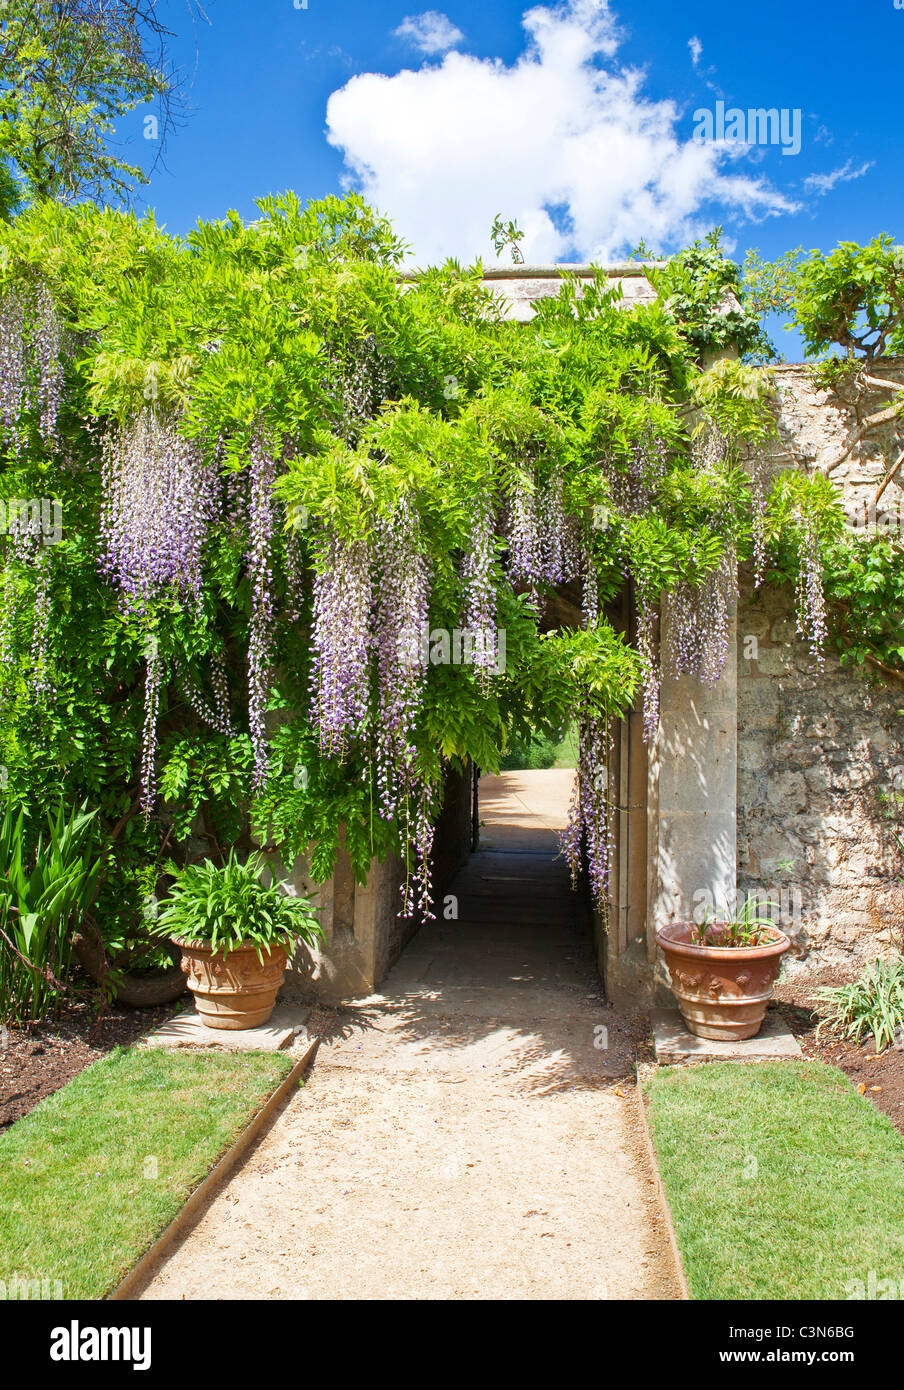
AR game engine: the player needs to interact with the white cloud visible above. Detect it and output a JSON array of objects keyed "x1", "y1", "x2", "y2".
[
  {"x1": 803, "y1": 159, "x2": 873, "y2": 196},
  {"x1": 688, "y1": 36, "x2": 702, "y2": 68},
  {"x1": 394, "y1": 11, "x2": 464, "y2": 55},
  {"x1": 328, "y1": 0, "x2": 799, "y2": 266}
]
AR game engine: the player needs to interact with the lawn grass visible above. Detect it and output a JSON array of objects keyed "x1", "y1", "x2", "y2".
[
  {"x1": 645, "y1": 1061, "x2": 904, "y2": 1300},
  {"x1": 0, "y1": 1045, "x2": 293, "y2": 1299},
  {"x1": 552, "y1": 721, "x2": 577, "y2": 769}
]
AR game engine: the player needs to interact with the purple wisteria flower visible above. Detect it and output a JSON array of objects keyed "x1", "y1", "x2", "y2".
[
  {"x1": 794, "y1": 507, "x2": 827, "y2": 671},
  {"x1": 0, "y1": 287, "x2": 26, "y2": 452},
  {"x1": 33, "y1": 283, "x2": 65, "y2": 446},
  {"x1": 461, "y1": 492, "x2": 498, "y2": 675},
  {"x1": 247, "y1": 429, "x2": 279, "y2": 787},
  {"x1": 100, "y1": 408, "x2": 220, "y2": 615},
  {"x1": 0, "y1": 282, "x2": 66, "y2": 451},
  {"x1": 667, "y1": 543, "x2": 738, "y2": 690},
  {"x1": 310, "y1": 527, "x2": 373, "y2": 756},
  {"x1": 636, "y1": 594, "x2": 660, "y2": 745},
  {"x1": 373, "y1": 498, "x2": 430, "y2": 820},
  {"x1": 560, "y1": 717, "x2": 614, "y2": 914},
  {"x1": 99, "y1": 407, "x2": 222, "y2": 810}
]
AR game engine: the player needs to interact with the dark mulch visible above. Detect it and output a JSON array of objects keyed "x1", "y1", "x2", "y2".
[
  {"x1": 0, "y1": 996, "x2": 175, "y2": 1132},
  {"x1": 772, "y1": 968, "x2": 904, "y2": 1137}
]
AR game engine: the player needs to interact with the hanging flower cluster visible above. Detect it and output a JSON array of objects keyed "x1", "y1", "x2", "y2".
[
  {"x1": 538, "y1": 470, "x2": 581, "y2": 584},
  {"x1": 400, "y1": 785, "x2": 438, "y2": 922},
  {"x1": 0, "y1": 283, "x2": 66, "y2": 451},
  {"x1": 178, "y1": 659, "x2": 237, "y2": 738},
  {"x1": 140, "y1": 635, "x2": 162, "y2": 817},
  {"x1": 695, "y1": 421, "x2": 771, "y2": 589},
  {"x1": 508, "y1": 475, "x2": 539, "y2": 580},
  {"x1": 0, "y1": 287, "x2": 26, "y2": 448},
  {"x1": 507, "y1": 468, "x2": 580, "y2": 587},
  {"x1": 560, "y1": 717, "x2": 613, "y2": 914},
  {"x1": 100, "y1": 408, "x2": 220, "y2": 614},
  {"x1": 210, "y1": 650, "x2": 235, "y2": 733},
  {"x1": 794, "y1": 507, "x2": 827, "y2": 670},
  {"x1": 0, "y1": 566, "x2": 15, "y2": 710},
  {"x1": 0, "y1": 501, "x2": 56, "y2": 707},
  {"x1": 310, "y1": 528, "x2": 373, "y2": 757},
  {"x1": 247, "y1": 432, "x2": 279, "y2": 787},
  {"x1": 636, "y1": 594, "x2": 661, "y2": 744},
  {"x1": 329, "y1": 334, "x2": 394, "y2": 441},
  {"x1": 607, "y1": 434, "x2": 668, "y2": 516},
  {"x1": 749, "y1": 456, "x2": 771, "y2": 588},
  {"x1": 461, "y1": 492, "x2": 499, "y2": 673},
  {"x1": 373, "y1": 499, "x2": 431, "y2": 819},
  {"x1": 667, "y1": 542, "x2": 738, "y2": 689},
  {"x1": 283, "y1": 517, "x2": 307, "y2": 622},
  {"x1": 581, "y1": 539, "x2": 600, "y2": 628},
  {"x1": 33, "y1": 285, "x2": 65, "y2": 445},
  {"x1": 99, "y1": 408, "x2": 222, "y2": 809},
  {"x1": 310, "y1": 503, "x2": 440, "y2": 915}
]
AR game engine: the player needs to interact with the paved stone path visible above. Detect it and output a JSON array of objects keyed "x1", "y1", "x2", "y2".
[{"x1": 139, "y1": 771, "x2": 681, "y2": 1300}]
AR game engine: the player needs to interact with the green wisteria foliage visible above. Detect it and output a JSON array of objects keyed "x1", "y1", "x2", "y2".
[{"x1": 0, "y1": 193, "x2": 893, "y2": 953}]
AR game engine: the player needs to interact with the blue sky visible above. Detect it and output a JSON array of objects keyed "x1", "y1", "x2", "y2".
[{"x1": 127, "y1": 0, "x2": 903, "y2": 359}]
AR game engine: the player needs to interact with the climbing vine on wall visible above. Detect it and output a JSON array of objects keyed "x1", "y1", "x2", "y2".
[{"x1": 0, "y1": 192, "x2": 895, "y2": 942}]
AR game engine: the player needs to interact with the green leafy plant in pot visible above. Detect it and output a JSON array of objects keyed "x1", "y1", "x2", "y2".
[
  {"x1": 151, "y1": 850, "x2": 322, "y2": 1030},
  {"x1": 655, "y1": 897, "x2": 791, "y2": 1041}
]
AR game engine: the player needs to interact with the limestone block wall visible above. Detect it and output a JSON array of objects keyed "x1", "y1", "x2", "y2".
[
  {"x1": 738, "y1": 580, "x2": 904, "y2": 967},
  {"x1": 270, "y1": 831, "x2": 410, "y2": 1003},
  {"x1": 275, "y1": 765, "x2": 472, "y2": 1001},
  {"x1": 735, "y1": 359, "x2": 904, "y2": 968}
]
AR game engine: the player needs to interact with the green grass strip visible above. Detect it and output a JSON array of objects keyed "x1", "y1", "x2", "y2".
[
  {"x1": 0, "y1": 1045, "x2": 293, "y2": 1299},
  {"x1": 644, "y1": 1061, "x2": 904, "y2": 1300}
]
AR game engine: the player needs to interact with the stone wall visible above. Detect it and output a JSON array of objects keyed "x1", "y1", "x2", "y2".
[
  {"x1": 735, "y1": 360, "x2": 904, "y2": 969},
  {"x1": 278, "y1": 764, "x2": 472, "y2": 1001},
  {"x1": 738, "y1": 579, "x2": 904, "y2": 968}
]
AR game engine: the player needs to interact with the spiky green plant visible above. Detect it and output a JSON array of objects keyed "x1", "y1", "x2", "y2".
[
  {"x1": 691, "y1": 894, "x2": 779, "y2": 948},
  {"x1": 151, "y1": 849, "x2": 322, "y2": 962},
  {"x1": 0, "y1": 800, "x2": 104, "y2": 1025},
  {"x1": 815, "y1": 958, "x2": 904, "y2": 1054}
]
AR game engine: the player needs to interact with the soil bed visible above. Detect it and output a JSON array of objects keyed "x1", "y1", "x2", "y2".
[
  {"x1": 1, "y1": 990, "x2": 176, "y2": 1131},
  {"x1": 772, "y1": 968, "x2": 904, "y2": 1135}
]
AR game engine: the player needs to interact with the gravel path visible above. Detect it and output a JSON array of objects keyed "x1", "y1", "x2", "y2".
[{"x1": 138, "y1": 772, "x2": 681, "y2": 1301}]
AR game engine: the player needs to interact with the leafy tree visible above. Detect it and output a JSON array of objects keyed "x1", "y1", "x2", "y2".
[
  {"x1": 648, "y1": 229, "x2": 775, "y2": 364},
  {"x1": 0, "y1": 0, "x2": 190, "y2": 205}
]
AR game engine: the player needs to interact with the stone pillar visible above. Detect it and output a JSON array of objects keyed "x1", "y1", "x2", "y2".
[
  {"x1": 646, "y1": 333, "x2": 740, "y2": 974},
  {"x1": 648, "y1": 596, "x2": 738, "y2": 960},
  {"x1": 272, "y1": 766, "x2": 470, "y2": 1003},
  {"x1": 603, "y1": 694, "x2": 651, "y2": 1000}
]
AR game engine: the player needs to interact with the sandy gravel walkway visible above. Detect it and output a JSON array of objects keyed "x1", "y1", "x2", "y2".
[{"x1": 138, "y1": 772, "x2": 681, "y2": 1301}]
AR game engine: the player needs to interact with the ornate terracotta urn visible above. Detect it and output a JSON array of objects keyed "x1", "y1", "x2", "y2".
[
  {"x1": 655, "y1": 922, "x2": 791, "y2": 1041},
  {"x1": 177, "y1": 939, "x2": 289, "y2": 1030}
]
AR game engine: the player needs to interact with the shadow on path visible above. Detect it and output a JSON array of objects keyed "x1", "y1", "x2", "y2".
[{"x1": 312, "y1": 770, "x2": 644, "y2": 1095}]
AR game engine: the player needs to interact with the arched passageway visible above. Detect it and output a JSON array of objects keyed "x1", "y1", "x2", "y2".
[{"x1": 390, "y1": 768, "x2": 598, "y2": 1008}]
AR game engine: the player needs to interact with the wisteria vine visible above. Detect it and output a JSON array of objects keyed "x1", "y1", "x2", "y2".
[{"x1": 561, "y1": 716, "x2": 614, "y2": 914}]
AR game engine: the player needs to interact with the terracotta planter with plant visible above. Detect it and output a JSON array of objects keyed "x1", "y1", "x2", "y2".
[
  {"x1": 151, "y1": 850, "x2": 322, "y2": 1031},
  {"x1": 656, "y1": 901, "x2": 791, "y2": 1041}
]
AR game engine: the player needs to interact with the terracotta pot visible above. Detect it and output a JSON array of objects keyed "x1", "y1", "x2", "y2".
[
  {"x1": 177, "y1": 939, "x2": 288, "y2": 1030},
  {"x1": 655, "y1": 921, "x2": 791, "y2": 1041}
]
